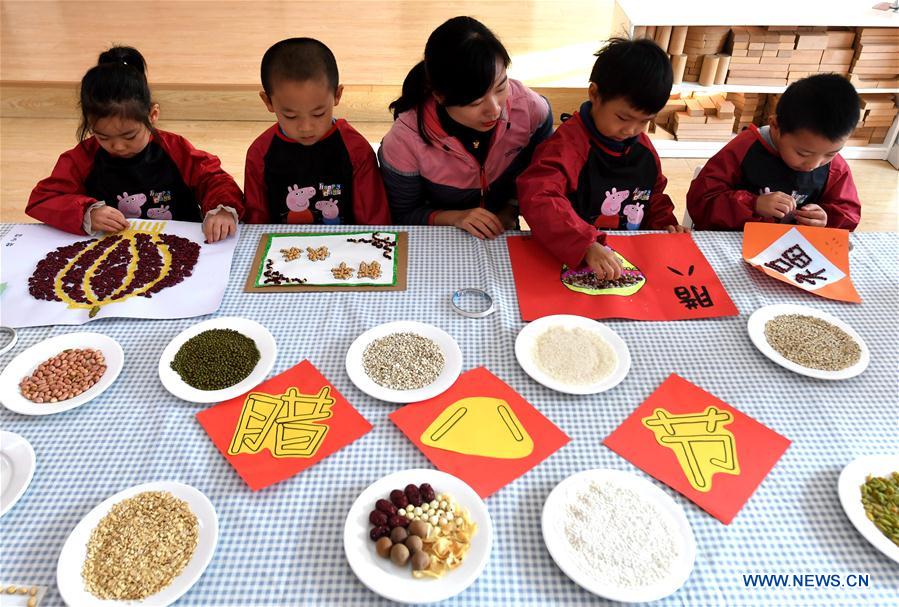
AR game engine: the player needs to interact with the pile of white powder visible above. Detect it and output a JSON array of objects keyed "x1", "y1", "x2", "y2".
[
  {"x1": 533, "y1": 326, "x2": 617, "y2": 386},
  {"x1": 556, "y1": 480, "x2": 681, "y2": 588}
]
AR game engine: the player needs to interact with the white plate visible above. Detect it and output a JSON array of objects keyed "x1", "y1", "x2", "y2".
[
  {"x1": 515, "y1": 314, "x2": 630, "y2": 395},
  {"x1": 838, "y1": 455, "x2": 899, "y2": 564},
  {"x1": 747, "y1": 304, "x2": 869, "y2": 380},
  {"x1": 0, "y1": 332, "x2": 124, "y2": 416},
  {"x1": 0, "y1": 430, "x2": 36, "y2": 517},
  {"x1": 57, "y1": 481, "x2": 218, "y2": 607},
  {"x1": 344, "y1": 469, "x2": 492, "y2": 604},
  {"x1": 158, "y1": 317, "x2": 276, "y2": 403},
  {"x1": 345, "y1": 321, "x2": 462, "y2": 404},
  {"x1": 542, "y1": 469, "x2": 695, "y2": 603}
]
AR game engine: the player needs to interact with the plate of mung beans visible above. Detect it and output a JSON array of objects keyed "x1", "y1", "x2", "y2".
[{"x1": 0, "y1": 332, "x2": 123, "y2": 415}]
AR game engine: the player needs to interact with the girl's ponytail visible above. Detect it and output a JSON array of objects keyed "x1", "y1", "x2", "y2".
[{"x1": 388, "y1": 61, "x2": 431, "y2": 141}]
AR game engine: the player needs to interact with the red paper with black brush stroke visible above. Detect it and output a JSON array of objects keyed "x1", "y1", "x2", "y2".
[{"x1": 507, "y1": 233, "x2": 738, "y2": 321}]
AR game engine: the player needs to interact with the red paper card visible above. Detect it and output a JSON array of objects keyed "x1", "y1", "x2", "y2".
[
  {"x1": 390, "y1": 367, "x2": 570, "y2": 498},
  {"x1": 507, "y1": 233, "x2": 737, "y2": 321},
  {"x1": 743, "y1": 223, "x2": 860, "y2": 303},
  {"x1": 603, "y1": 373, "x2": 791, "y2": 524},
  {"x1": 196, "y1": 360, "x2": 372, "y2": 491}
]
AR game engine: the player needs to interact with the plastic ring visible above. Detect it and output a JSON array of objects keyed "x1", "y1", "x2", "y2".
[{"x1": 450, "y1": 289, "x2": 496, "y2": 318}]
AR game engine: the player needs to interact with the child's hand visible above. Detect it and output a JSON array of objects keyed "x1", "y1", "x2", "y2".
[
  {"x1": 448, "y1": 208, "x2": 505, "y2": 240},
  {"x1": 755, "y1": 191, "x2": 796, "y2": 219},
  {"x1": 90, "y1": 206, "x2": 129, "y2": 233},
  {"x1": 203, "y1": 210, "x2": 237, "y2": 243},
  {"x1": 794, "y1": 204, "x2": 828, "y2": 227},
  {"x1": 665, "y1": 224, "x2": 691, "y2": 233},
  {"x1": 585, "y1": 242, "x2": 623, "y2": 280}
]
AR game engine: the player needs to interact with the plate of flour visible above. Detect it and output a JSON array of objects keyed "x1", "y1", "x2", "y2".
[
  {"x1": 515, "y1": 315, "x2": 630, "y2": 395},
  {"x1": 542, "y1": 469, "x2": 695, "y2": 602}
]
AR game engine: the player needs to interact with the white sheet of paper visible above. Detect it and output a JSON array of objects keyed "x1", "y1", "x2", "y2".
[
  {"x1": 0, "y1": 220, "x2": 238, "y2": 328},
  {"x1": 255, "y1": 232, "x2": 398, "y2": 287},
  {"x1": 747, "y1": 227, "x2": 845, "y2": 292}
]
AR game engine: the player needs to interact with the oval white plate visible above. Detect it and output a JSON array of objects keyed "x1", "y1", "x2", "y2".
[
  {"x1": 515, "y1": 314, "x2": 630, "y2": 395},
  {"x1": 747, "y1": 304, "x2": 869, "y2": 380},
  {"x1": 0, "y1": 332, "x2": 124, "y2": 416},
  {"x1": 542, "y1": 469, "x2": 695, "y2": 603},
  {"x1": 0, "y1": 430, "x2": 36, "y2": 517},
  {"x1": 345, "y1": 321, "x2": 462, "y2": 404},
  {"x1": 57, "y1": 481, "x2": 218, "y2": 607},
  {"x1": 838, "y1": 455, "x2": 899, "y2": 564},
  {"x1": 344, "y1": 469, "x2": 492, "y2": 604},
  {"x1": 158, "y1": 317, "x2": 276, "y2": 403}
]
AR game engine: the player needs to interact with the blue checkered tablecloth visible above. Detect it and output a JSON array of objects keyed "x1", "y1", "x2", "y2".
[{"x1": 1, "y1": 225, "x2": 897, "y2": 607}]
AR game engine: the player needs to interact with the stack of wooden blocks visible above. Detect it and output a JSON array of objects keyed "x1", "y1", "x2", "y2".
[
  {"x1": 727, "y1": 27, "x2": 796, "y2": 86},
  {"x1": 728, "y1": 92, "x2": 768, "y2": 131},
  {"x1": 849, "y1": 28, "x2": 899, "y2": 89},
  {"x1": 670, "y1": 93, "x2": 736, "y2": 141},
  {"x1": 850, "y1": 94, "x2": 898, "y2": 146}
]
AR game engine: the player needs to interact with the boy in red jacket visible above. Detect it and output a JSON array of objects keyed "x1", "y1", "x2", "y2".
[
  {"x1": 687, "y1": 74, "x2": 861, "y2": 231},
  {"x1": 244, "y1": 38, "x2": 390, "y2": 225},
  {"x1": 518, "y1": 38, "x2": 684, "y2": 280}
]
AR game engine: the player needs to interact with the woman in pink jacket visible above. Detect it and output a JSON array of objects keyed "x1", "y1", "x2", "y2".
[{"x1": 379, "y1": 16, "x2": 552, "y2": 239}]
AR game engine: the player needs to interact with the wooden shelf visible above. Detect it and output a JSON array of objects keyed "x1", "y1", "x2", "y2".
[
  {"x1": 673, "y1": 82, "x2": 899, "y2": 95},
  {"x1": 613, "y1": 0, "x2": 899, "y2": 161}
]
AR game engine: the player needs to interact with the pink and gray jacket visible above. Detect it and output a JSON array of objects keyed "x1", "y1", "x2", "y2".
[{"x1": 378, "y1": 79, "x2": 552, "y2": 224}]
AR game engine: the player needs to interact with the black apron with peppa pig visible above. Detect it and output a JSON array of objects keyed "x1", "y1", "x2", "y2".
[
  {"x1": 84, "y1": 141, "x2": 201, "y2": 222},
  {"x1": 568, "y1": 141, "x2": 659, "y2": 231},
  {"x1": 262, "y1": 128, "x2": 355, "y2": 225}
]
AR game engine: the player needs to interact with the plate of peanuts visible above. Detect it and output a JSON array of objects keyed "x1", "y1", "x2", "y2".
[{"x1": 0, "y1": 332, "x2": 123, "y2": 416}]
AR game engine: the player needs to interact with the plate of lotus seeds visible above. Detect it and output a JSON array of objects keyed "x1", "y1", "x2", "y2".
[
  {"x1": 0, "y1": 332, "x2": 123, "y2": 416},
  {"x1": 344, "y1": 469, "x2": 492, "y2": 604},
  {"x1": 747, "y1": 304, "x2": 869, "y2": 380},
  {"x1": 158, "y1": 316, "x2": 276, "y2": 403}
]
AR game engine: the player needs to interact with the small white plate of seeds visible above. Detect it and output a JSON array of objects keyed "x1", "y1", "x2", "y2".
[
  {"x1": 515, "y1": 315, "x2": 630, "y2": 395},
  {"x1": 345, "y1": 321, "x2": 462, "y2": 404},
  {"x1": 57, "y1": 481, "x2": 218, "y2": 607},
  {"x1": 747, "y1": 304, "x2": 869, "y2": 380},
  {"x1": 0, "y1": 332, "x2": 123, "y2": 416}
]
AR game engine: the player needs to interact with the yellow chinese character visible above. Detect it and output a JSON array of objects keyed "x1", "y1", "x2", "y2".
[
  {"x1": 228, "y1": 386, "x2": 335, "y2": 458},
  {"x1": 642, "y1": 406, "x2": 740, "y2": 492}
]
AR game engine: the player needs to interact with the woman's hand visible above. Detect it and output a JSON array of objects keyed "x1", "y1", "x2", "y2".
[{"x1": 435, "y1": 208, "x2": 505, "y2": 239}]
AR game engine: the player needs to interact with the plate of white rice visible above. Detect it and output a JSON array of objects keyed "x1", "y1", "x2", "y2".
[{"x1": 514, "y1": 314, "x2": 630, "y2": 395}]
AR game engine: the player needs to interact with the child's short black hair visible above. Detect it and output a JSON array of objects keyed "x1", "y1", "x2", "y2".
[
  {"x1": 776, "y1": 74, "x2": 860, "y2": 141},
  {"x1": 590, "y1": 37, "x2": 672, "y2": 115},
  {"x1": 78, "y1": 46, "x2": 153, "y2": 141},
  {"x1": 261, "y1": 38, "x2": 339, "y2": 96}
]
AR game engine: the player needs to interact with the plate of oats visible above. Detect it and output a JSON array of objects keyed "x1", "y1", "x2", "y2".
[
  {"x1": 56, "y1": 481, "x2": 218, "y2": 607},
  {"x1": 345, "y1": 321, "x2": 462, "y2": 404},
  {"x1": 747, "y1": 304, "x2": 869, "y2": 380}
]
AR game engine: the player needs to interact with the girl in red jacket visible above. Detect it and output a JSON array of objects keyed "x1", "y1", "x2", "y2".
[{"x1": 27, "y1": 47, "x2": 243, "y2": 243}]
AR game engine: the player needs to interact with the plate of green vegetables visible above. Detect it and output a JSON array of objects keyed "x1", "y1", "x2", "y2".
[{"x1": 838, "y1": 455, "x2": 899, "y2": 564}]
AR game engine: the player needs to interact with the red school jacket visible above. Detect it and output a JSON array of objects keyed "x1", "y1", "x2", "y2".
[
  {"x1": 686, "y1": 124, "x2": 861, "y2": 231},
  {"x1": 27, "y1": 130, "x2": 244, "y2": 235},
  {"x1": 517, "y1": 103, "x2": 677, "y2": 268}
]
